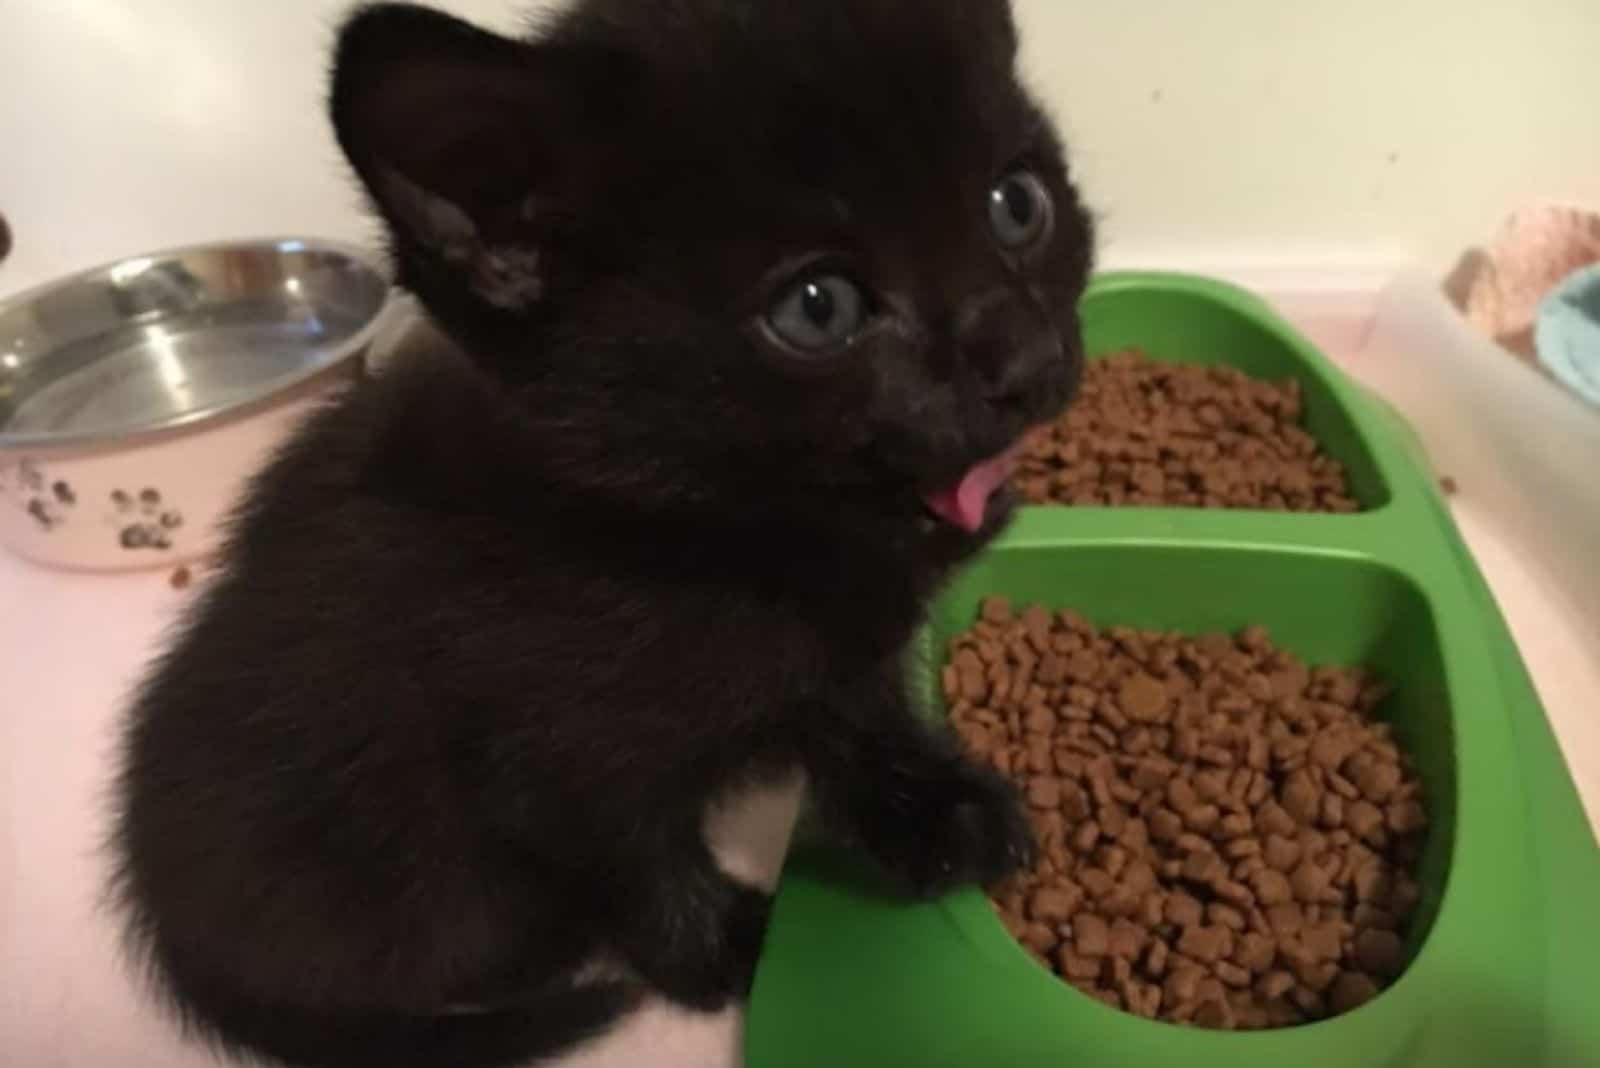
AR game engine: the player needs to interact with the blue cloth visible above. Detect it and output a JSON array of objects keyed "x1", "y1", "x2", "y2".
[{"x1": 1535, "y1": 263, "x2": 1600, "y2": 406}]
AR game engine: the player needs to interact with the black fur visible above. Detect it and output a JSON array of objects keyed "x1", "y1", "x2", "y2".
[{"x1": 110, "y1": 2, "x2": 1094, "y2": 1066}]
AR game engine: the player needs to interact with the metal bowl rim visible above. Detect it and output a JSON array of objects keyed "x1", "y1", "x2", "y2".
[{"x1": 0, "y1": 236, "x2": 392, "y2": 453}]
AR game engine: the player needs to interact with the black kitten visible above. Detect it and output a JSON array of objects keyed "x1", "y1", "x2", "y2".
[{"x1": 111, "y1": 2, "x2": 1094, "y2": 1066}]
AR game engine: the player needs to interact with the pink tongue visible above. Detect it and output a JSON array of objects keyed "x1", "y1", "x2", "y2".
[{"x1": 922, "y1": 445, "x2": 1022, "y2": 533}]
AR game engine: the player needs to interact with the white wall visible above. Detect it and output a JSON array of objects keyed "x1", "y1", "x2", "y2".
[
  {"x1": 1016, "y1": 0, "x2": 1600, "y2": 275},
  {"x1": 4, "y1": 0, "x2": 1597, "y2": 294}
]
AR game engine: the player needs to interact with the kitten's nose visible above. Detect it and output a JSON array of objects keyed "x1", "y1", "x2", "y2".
[{"x1": 957, "y1": 290, "x2": 1061, "y2": 402}]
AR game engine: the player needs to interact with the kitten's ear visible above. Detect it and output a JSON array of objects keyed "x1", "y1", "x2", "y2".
[{"x1": 330, "y1": 4, "x2": 628, "y2": 313}]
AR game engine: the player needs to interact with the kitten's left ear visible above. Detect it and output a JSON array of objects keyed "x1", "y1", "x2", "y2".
[
  {"x1": 955, "y1": 0, "x2": 1019, "y2": 65},
  {"x1": 330, "y1": 3, "x2": 634, "y2": 313}
]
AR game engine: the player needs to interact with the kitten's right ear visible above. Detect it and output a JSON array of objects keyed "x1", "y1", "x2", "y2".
[{"x1": 330, "y1": 4, "x2": 628, "y2": 313}]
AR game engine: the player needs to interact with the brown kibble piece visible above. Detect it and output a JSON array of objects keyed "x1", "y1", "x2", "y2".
[
  {"x1": 1165, "y1": 965, "x2": 1204, "y2": 1005},
  {"x1": 1290, "y1": 859, "x2": 1331, "y2": 903},
  {"x1": 1251, "y1": 868, "x2": 1293, "y2": 906},
  {"x1": 1266, "y1": 903, "x2": 1305, "y2": 937},
  {"x1": 1215, "y1": 961, "x2": 1251, "y2": 988},
  {"x1": 1262, "y1": 834, "x2": 1301, "y2": 872},
  {"x1": 1165, "y1": 892, "x2": 1204, "y2": 929},
  {"x1": 1027, "y1": 777, "x2": 1062, "y2": 808},
  {"x1": 1354, "y1": 928, "x2": 1406, "y2": 977},
  {"x1": 1182, "y1": 850, "x2": 1223, "y2": 884},
  {"x1": 1177, "y1": 925, "x2": 1231, "y2": 963},
  {"x1": 1109, "y1": 918, "x2": 1148, "y2": 959},
  {"x1": 1353, "y1": 758, "x2": 1403, "y2": 803},
  {"x1": 1387, "y1": 800, "x2": 1427, "y2": 834},
  {"x1": 981, "y1": 596, "x2": 1013, "y2": 624},
  {"x1": 1282, "y1": 770, "x2": 1321, "y2": 825},
  {"x1": 1119, "y1": 672, "x2": 1169, "y2": 722},
  {"x1": 1058, "y1": 949, "x2": 1102, "y2": 980},
  {"x1": 1144, "y1": 937, "x2": 1169, "y2": 977},
  {"x1": 1074, "y1": 914, "x2": 1111, "y2": 957},
  {"x1": 1328, "y1": 971, "x2": 1380, "y2": 1014},
  {"x1": 1234, "y1": 932, "x2": 1276, "y2": 973},
  {"x1": 1301, "y1": 923, "x2": 1343, "y2": 962},
  {"x1": 1346, "y1": 800, "x2": 1385, "y2": 842},
  {"x1": 1029, "y1": 885, "x2": 1081, "y2": 922},
  {"x1": 1021, "y1": 923, "x2": 1058, "y2": 955},
  {"x1": 1257, "y1": 802, "x2": 1297, "y2": 837},
  {"x1": 1149, "y1": 807, "x2": 1184, "y2": 842},
  {"x1": 1194, "y1": 999, "x2": 1235, "y2": 1030},
  {"x1": 1256, "y1": 970, "x2": 1295, "y2": 1001}
]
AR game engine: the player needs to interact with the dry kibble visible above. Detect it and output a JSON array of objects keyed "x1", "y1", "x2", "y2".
[
  {"x1": 1354, "y1": 928, "x2": 1406, "y2": 978},
  {"x1": 1215, "y1": 961, "x2": 1252, "y2": 988},
  {"x1": 1074, "y1": 914, "x2": 1110, "y2": 957},
  {"x1": 1282, "y1": 771, "x2": 1322, "y2": 825},
  {"x1": 1165, "y1": 892, "x2": 1204, "y2": 929},
  {"x1": 981, "y1": 596, "x2": 1013, "y2": 624},
  {"x1": 1119, "y1": 673, "x2": 1169, "y2": 722},
  {"x1": 1029, "y1": 885, "x2": 1082, "y2": 922},
  {"x1": 1027, "y1": 777, "x2": 1062, "y2": 808},
  {"x1": 1194, "y1": 998, "x2": 1236, "y2": 1030},
  {"x1": 955, "y1": 605, "x2": 1426, "y2": 1030},
  {"x1": 1058, "y1": 949, "x2": 1102, "y2": 980},
  {"x1": 1014, "y1": 351, "x2": 1357, "y2": 513},
  {"x1": 1387, "y1": 800, "x2": 1428, "y2": 834},
  {"x1": 1301, "y1": 924, "x2": 1343, "y2": 962},
  {"x1": 1251, "y1": 869, "x2": 1293, "y2": 906},
  {"x1": 1353, "y1": 757, "x2": 1403, "y2": 803},
  {"x1": 1256, "y1": 969, "x2": 1297, "y2": 1002},
  {"x1": 1346, "y1": 800, "x2": 1386, "y2": 842},
  {"x1": 1079, "y1": 868, "x2": 1115, "y2": 899},
  {"x1": 1177, "y1": 925, "x2": 1231, "y2": 963},
  {"x1": 1290, "y1": 859, "x2": 1332, "y2": 903},
  {"x1": 1109, "y1": 918, "x2": 1149, "y2": 959},
  {"x1": 1263, "y1": 834, "x2": 1302, "y2": 872},
  {"x1": 1234, "y1": 932, "x2": 1277, "y2": 973},
  {"x1": 1182, "y1": 850, "x2": 1224, "y2": 884},
  {"x1": 1021, "y1": 922, "x2": 1059, "y2": 955},
  {"x1": 1328, "y1": 971, "x2": 1380, "y2": 1014},
  {"x1": 1266, "y1": 903, "x2": 1305, "y2": 938},
  {"x1": 1145, "y1": 937, "x2": 1170, "y2": 976},
  {"x1": 1165, "y1": 965, "x2": 1204, "y2": 1005}
]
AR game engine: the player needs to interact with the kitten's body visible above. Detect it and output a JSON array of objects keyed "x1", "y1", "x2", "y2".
[{"x1": 112, "y1": 3, "x2": 1093, "y2": 1066}]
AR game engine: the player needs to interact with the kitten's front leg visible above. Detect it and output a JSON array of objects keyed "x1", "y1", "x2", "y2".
[{"x1": 807, "y1": 677, "x2": 1036, "y2": 898}]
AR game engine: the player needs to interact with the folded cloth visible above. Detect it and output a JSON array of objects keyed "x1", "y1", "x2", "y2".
[
  {"x1": 1535, "y1": 263, "x2": 1600, "y2": 407},
  {"x1": 1448, "y1": 203, "x2": 1600, "y2": 361}
]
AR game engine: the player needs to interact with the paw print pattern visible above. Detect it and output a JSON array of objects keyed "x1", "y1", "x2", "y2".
[
  {"x1": 107, "y1": 486, "x2": 184, "y2": 551},
  {"x1": 0, "y1": 458, "x2": 78, "y2": 531}
]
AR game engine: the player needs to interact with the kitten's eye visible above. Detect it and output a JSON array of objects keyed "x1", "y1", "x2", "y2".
[
  {"x1": 765, "y1": 274, "x2": 866, "y2": 354},
  {"x1": 987, "y1": 170, "x2": 1053, "y2": 251}
]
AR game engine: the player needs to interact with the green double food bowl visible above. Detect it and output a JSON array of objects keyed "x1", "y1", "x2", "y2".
[{"x1": 746, "y1": 273, "x2": 1600, "y2": 1067}]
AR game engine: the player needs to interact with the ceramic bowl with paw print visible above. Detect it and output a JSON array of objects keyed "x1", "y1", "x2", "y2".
[{"x1": 0, "y1": 239, "x2": 391, "y2": 571}]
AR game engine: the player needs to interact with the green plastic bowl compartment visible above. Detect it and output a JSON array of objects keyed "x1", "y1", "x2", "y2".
[{"x1": 746, "y1": 273, "x2": 1600, "y2": 1068}]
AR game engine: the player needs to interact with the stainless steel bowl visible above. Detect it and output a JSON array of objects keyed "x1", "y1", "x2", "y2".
[
  {"x1": 0, "y1": 239, "x2": 391, "y2": 570},
  {"x1": 0, "y1": 238, "x2": 389, "y2": 449}
]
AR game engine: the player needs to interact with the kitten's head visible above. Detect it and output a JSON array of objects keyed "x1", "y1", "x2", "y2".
[{"x1": 332, "y1": 0, "x2": 1093, "y2": 553}]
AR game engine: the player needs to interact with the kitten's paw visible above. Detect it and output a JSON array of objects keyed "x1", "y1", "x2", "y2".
[
  {"x1": 867, "y1": 764, "x2": 1036, "y2": 898},
  {"x1": 626, "y1": 881, "x2": 772, "y2": 1012}
]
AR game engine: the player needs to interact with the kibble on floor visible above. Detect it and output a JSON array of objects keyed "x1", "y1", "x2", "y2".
[
  {"x1": 942, "y1": 597, "x2": 1427, "y2": 1030},
  {"x1": 1014, "y1": 351, "x2": 1360, "y2": 512}
]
